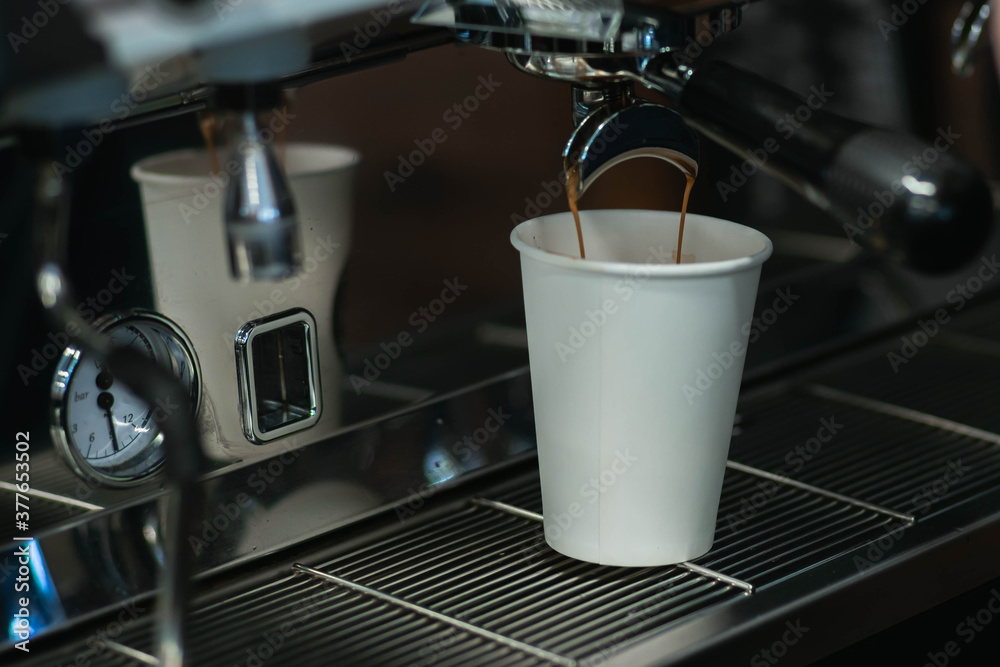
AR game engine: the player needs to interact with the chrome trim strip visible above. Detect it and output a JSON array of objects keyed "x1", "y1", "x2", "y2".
[{"x1": 292, "y1": 564, "x2": 578, "y2": 667}]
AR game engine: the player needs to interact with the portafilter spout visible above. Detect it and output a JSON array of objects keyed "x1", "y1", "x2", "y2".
[
  {"x1": 565, "y1": 82, "x2": 698, "y2": 197},
  {"x1": 224, "y1": 107, "x2": 301, "y2": 281}
]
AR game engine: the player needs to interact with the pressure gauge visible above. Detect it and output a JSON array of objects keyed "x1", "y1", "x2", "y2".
[{"x1": 51, "y1": 310, "x2": 201, "y2": 487}]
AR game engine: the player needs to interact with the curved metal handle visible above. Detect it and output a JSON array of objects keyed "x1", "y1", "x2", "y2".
[{"x1": 563, "y1": 101, "x2": 699, "y2": 196}]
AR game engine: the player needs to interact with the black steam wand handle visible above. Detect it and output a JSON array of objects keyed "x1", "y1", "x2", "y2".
[{"x1": 650, "y1": 60, "x2": 993, "y2": 274}]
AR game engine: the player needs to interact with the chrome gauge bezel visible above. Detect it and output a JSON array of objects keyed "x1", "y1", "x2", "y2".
[{"x1": 50, "y1": 309, "x2": 202, "y2": 488}]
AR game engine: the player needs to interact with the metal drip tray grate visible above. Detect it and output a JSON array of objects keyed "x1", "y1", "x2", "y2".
[
  {"x1": 487, "y1": 471, "x2": 908, "y2": 590},
  {"x1": 35, "y1": 578, "x2": 556, "y2": 666},
  {"x1": 728, "y1": 392, "x2": 1000, "y2": 522},
  {"x1": 694, "y1": 472, "x2": 905, "y2": 586},
  {"x1": 23, "y1": 468, "x2": 922, "y2": 666},
  {"x1": 301, "y1": 503, "x2": 742, "y2": 663},
  {"x1": 811, "y1": 342, "x2": 1000, "y2": 436}
]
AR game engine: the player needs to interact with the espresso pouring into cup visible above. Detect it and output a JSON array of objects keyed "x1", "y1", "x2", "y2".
[
  {"x1": 516, "y1": 65, "x2": 767, "y2": 568},
  {"x1": 511, "y1": 208, "x2": 772, "y2": 565},
  {"x1": 563, "y1": 86, "x2": 701, "y2": 262}
]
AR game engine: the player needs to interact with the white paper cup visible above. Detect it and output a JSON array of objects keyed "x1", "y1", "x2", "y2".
[
  {"x1": 131, "y1": 144, "x2": 358, "y2": 459},
  {"x1": 511, "y1": 209, "x2": 772, "y2": 566}
]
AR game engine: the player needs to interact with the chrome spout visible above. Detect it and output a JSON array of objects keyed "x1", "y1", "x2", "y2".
[
  {"x1": 564, "y1": 83, "x2": 699, "y2": 196},
  {"x1": 224, "y1": 110, "x2": 301, "y2": 281}
]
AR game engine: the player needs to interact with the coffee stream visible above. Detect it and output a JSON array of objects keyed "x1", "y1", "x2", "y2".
[
  {"x1": 675, "y1": 174, "x2": 696, "y2": 264},
  {"x1": 566, "y1": 165, "x2": 697, "y2": 263},
  {"x1": 200, "y1": 113, "x2": 220, "y2": 174},
  {"x1": 566, "y1": 165, "x2": 586, "y2": 259}
]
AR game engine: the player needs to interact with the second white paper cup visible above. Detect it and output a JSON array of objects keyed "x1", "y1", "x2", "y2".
[
  {"x1": 511, "y1": 209, "x2": 772, "y2": 566},
  {"x1": 131, "y1": 144, "x2": 358, "y2": 459}
]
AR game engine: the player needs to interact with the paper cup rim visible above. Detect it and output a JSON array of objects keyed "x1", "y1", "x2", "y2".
[
  {"x1": 130, "y1": 142, "x2": 360, "y2": 186},
  {"x1": 510, "y1": 210, "x2": 773, "y2": 278}
]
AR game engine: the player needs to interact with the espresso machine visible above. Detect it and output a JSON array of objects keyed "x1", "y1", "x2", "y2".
[{"x1": 3, "y1": 0, "x2": 1000, "y2": 665}]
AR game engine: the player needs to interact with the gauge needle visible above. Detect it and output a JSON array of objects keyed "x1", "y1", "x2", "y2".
[
  {"x1": 97, "y1": 391, "x2": 120, "y2": 452},
  {"x1": 105, "y1": 410, "x2": 121, "y2": 452}
]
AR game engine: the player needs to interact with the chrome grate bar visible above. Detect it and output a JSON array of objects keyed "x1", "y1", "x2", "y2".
[
  {"x1": 804, "y1": 384, "x2": 1000, "y2": 446},
  {"x1": 472, "y1": 497, "x2": 544, "y2": 521},
  {"x1": 471, "y1": 497, "x2": 755, "y2": 595},
  {"x1": 292, "y1": 563, "x2": 577, "y2": 667},
  {"x1": 725, "y1": 460, "x2": 915, "y2": 523},
  {"x1": 103, "y1": 640, "x2": 158, "y2": 665},
  {"x1": 676, "y1": 562, "x2": 754, "y2": 594},
  {"x1": 0, "y1": 482, "x2": 104, "y2": 511}
]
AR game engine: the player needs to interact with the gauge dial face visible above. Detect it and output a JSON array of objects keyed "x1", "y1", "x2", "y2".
[{"x1": 52, "y1": 311, "x2": 200, "y2": 487}]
